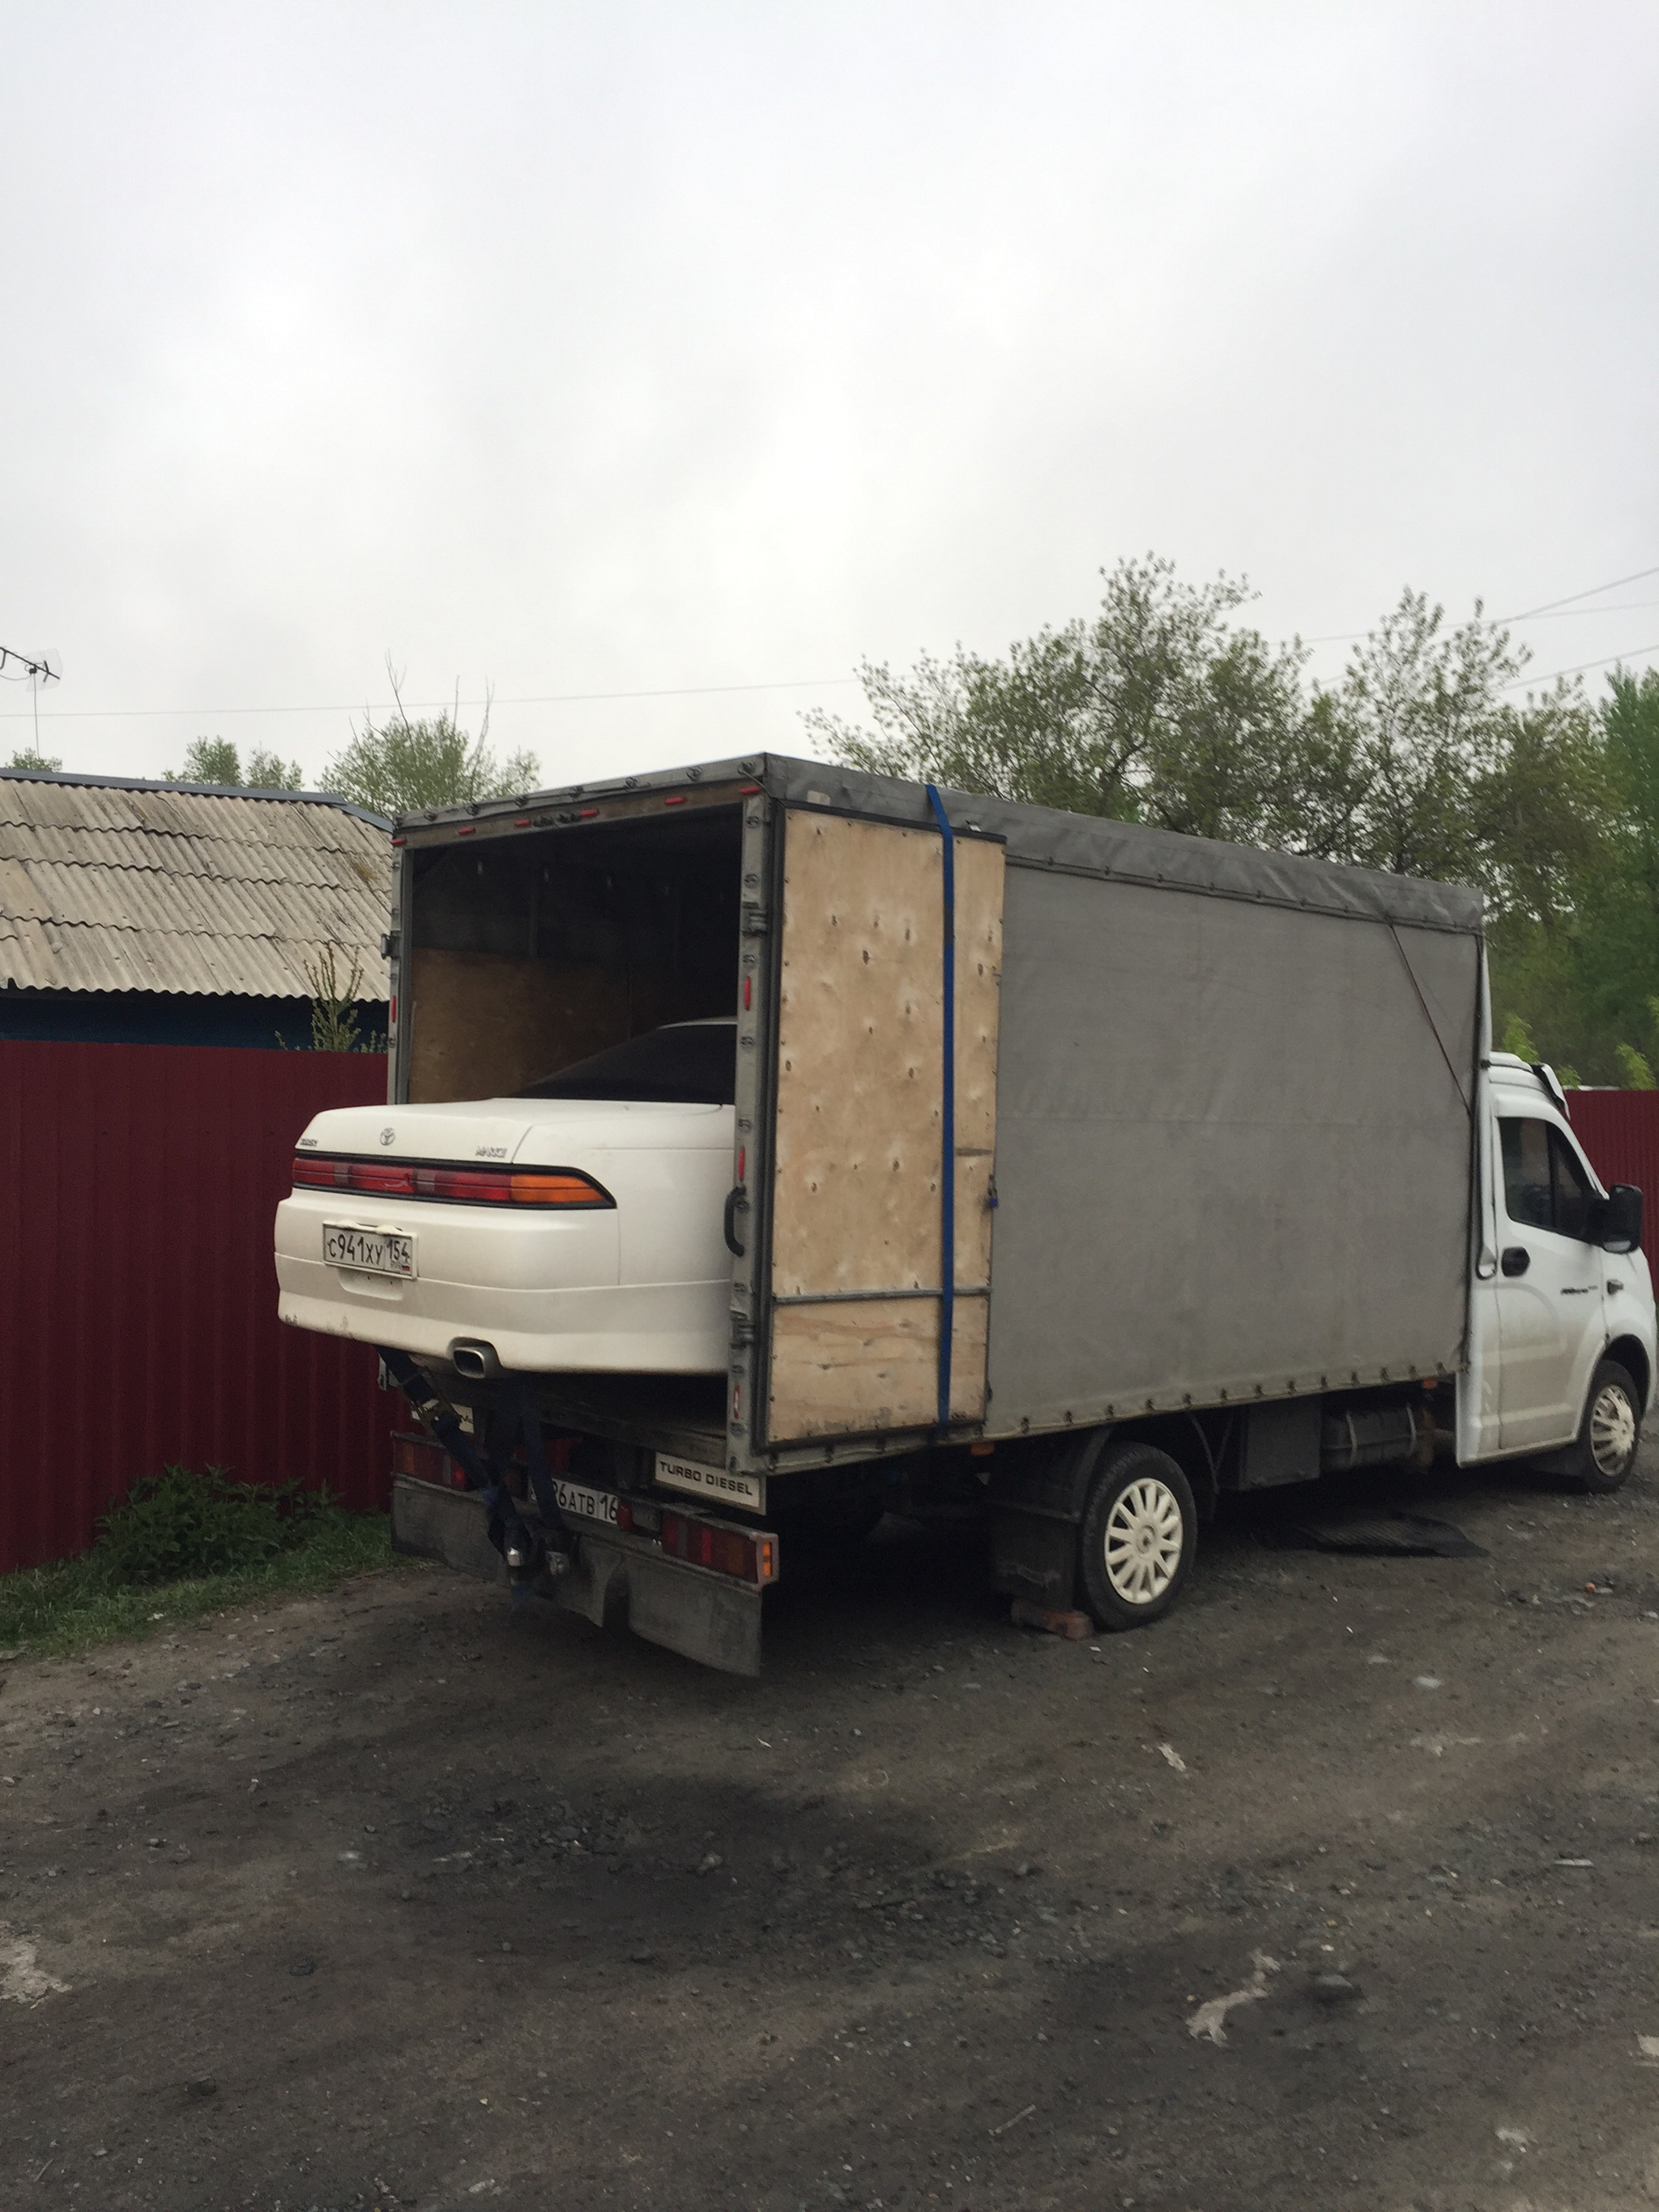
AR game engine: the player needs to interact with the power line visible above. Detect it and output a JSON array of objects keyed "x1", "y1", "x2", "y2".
[
  {"x1": 1488, "y1": 597, "x2": 1659, "y2": 622},
  {"x1": 1298, "y1": 562, "x2": 1659, "y2": 646},
  {"x1": 1501, "y1": 641, "x2": 1659, "y2": 690},
  {"x1": 6, "y1": 560, "x2": 1657, "y2": 724},
  {"x1": 1501, "y1": 564, "x2": 1659, "y2": 623},
  {"x1": 0, "y1": 672, "x2": 862, "y2": 723}
]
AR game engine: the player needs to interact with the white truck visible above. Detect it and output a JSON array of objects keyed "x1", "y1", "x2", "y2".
[{"x1": 275, "y1": 755, "x2": 1654, "y2": 1673}]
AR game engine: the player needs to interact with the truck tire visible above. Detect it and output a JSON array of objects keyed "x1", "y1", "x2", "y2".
[
  {"x1": 1560, "y1": 1357, "x2": 1643, "y2": 1494},
  {"x1": 1078, "y1": 1443, "x2": 1196, "y2": 1630}
]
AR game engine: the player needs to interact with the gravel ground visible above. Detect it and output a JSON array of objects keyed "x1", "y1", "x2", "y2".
[{"x1": 3, "y1": 1446, "x2": 1659, "y2": 2212}]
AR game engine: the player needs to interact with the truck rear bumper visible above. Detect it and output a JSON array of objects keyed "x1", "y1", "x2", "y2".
[{"x1": 390, "y1": 1473, "x2": 763, "y2": 1677}]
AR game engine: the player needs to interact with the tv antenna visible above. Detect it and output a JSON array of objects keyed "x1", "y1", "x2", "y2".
[{"x1": 0, "y1": 644, "x2": 62, "y2": 758}]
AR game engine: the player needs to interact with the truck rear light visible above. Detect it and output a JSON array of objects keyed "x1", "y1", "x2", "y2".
[
  {"x1": 658, "y1": 1511, "x2": 777, "y2": 1584},
  {"x1": 292, "y1": 1155, "x2": 614, "y2": 1208},
  {"x1": 391, "y1": 1430, "x2": 463, "y2": 1486}
]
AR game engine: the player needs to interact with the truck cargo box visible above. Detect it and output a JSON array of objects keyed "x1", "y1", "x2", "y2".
[{"x1": 372, "y1": 754, "x2": 1480, "y2": 1475}]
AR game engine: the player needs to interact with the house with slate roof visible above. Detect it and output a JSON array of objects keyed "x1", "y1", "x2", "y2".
[{"x1": 0, "y1": 768, "x2": 391, "y2": 1046}]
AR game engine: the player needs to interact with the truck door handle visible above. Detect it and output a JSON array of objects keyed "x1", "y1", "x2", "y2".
[
  {"x1": 1501, "y1": 1247, "x2": 1529, "y2": 1276},
  {"x1": 723, "y1": 1186, "x2": 748, "y2": 1257}
]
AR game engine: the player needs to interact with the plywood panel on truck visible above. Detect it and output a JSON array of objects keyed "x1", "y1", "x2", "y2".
[{"x1": 766, "y1": 810, "x2": 1004, "y2": 1441}]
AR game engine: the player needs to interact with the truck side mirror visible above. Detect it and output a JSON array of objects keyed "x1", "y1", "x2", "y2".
[{"x1": 1597, "y1": 1183, "x2": 1644, "y2": 1255}]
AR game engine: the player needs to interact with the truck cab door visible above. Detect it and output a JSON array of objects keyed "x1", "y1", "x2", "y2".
[{"x1": 1495, "y1": 1114, "x2": 1604, "y2": 1452}]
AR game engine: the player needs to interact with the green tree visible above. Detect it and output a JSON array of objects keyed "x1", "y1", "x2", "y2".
[
  {"x1": 1301, "y1": 590, "x2": 1608, "y2": 918},
  {"x1": 1501, "y1": 1012, "x2": 1539, "y2": 1059},
  {"x1": 322, "y1": 669, "x2": 538, "y2": 816},
  {"x1": 812, "y1": 566, "x2": 1605, "y2": 907},
  {"x1": 1601, "y1": 667, "x2": 1659, "y2": 918},
  {"x1": 165, "y1": 738, "x2": 303, "y2": 790},
  {"x1": 6, "y1": 744, "x2": 62, "y2": 771},
  {"x1": 806, "y1": 556, "x2": 1308, "y2": 844},
  {"x1": 813, "y1": 559, "x2": 1659, "y2": 1083},
  {"x1": 1489, "y1": 667, "x2": 1659, "y2": 1082},
  {"x1": 275, "y1": 944, "x2": 386, "y2": 1054}
]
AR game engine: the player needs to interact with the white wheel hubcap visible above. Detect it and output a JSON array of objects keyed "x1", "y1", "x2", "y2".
[
  {"x1": 1102, "y1": 1477, "x2": 1184, "y2": 1604},
  {"x1": 1589, "y1": 1383, "x2": 1637, "y2": 1475}
]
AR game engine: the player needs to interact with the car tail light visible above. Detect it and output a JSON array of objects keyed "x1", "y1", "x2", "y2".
[
  {"x1": 423, "y1": 1165, "x2": 508, "y2": 1201},
  {"x1": 508, "y1": 1172, "x2": 612, "y2": 1207},
  {"x1": 352, "y1": 1161, "x2": 418, "y2": 1196},
  {"x1": 658, "y1": 1511, "x2": 778, "y2": 1585},
  {"x1": 292, "y1": 1155, "x2": 614, "y2": 1208}
]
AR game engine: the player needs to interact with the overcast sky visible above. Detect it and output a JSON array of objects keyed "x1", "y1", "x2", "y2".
[{"x1": 2, "y1": 2, "x2": 1656, "y2": 792}]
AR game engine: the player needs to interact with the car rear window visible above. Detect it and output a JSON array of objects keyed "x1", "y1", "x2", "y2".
[{"x1": 516, "y1": 1022, "x2": 737, "y2": 1105}]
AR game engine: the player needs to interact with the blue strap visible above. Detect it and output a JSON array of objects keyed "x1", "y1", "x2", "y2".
[
  {"x1": 378, "y1": 1346, "x2": 566, "y2": 1562},
  {"x1": 924, "y1": 785, "x2": 956, "y2": 1433},
  {"x1": 496, "y1": 1376, "x2": 570, "y2": 1545}
]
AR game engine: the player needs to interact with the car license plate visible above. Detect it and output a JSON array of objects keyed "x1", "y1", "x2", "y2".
[
  {"x1": 324, "y1": 1224, "x2": 416, "y2": 1278},
  {"x1": 553, "y1": 1479, "x2": 618, "y2": 1528}
]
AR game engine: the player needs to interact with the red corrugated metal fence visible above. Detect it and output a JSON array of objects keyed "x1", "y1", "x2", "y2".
[
  {"x1": 1, "y1": 1041, "x2": 397, "y2": 1573},
  {"x1": 1565, "y1": 1089, "x2": 1659, "y2": 1214}
]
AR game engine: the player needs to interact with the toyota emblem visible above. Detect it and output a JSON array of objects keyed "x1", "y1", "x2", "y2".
[{"x1": 379, "y1": 1127, "x2": 395, "y2": 1147}]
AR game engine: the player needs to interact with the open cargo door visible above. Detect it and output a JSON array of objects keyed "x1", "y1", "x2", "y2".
[{"x1": 764, "y1": 806, "x2": 1004, "y2": 1443}]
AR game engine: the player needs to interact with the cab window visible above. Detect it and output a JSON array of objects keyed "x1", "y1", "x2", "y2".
[
  {"x1": 1499, "y1": 1117, "x2": 1596, "y2": 1240},
  {"x1": 1550, "y1": 1127, "x2": 1593, "y2": 1239}
]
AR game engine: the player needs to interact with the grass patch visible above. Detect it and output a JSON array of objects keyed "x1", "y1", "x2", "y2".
[{"x1": 0, "y1": 1468, "x2": 416, "y2": 1661}]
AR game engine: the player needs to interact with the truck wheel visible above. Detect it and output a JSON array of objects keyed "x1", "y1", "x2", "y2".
[
  {"x1": 1078, "y1": 1443, "x2": 1196, "y2": 1630},
  {"x1": 1562, "y1": 1358, "x2": 1643, "y2": 1494}
]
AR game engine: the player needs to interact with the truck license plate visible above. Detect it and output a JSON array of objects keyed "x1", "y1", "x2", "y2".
[
  {"x1": 323, "y1": 1224, "x2": 416, "y2": 1278},
  {"x1": 553, "y1": 1479, "x2": 618, "y2": 1528}
]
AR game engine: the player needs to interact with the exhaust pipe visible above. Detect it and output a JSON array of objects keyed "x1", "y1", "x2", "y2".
[{"x1": 449, "y1": 1339, "x2": 502, "y2": 1381}]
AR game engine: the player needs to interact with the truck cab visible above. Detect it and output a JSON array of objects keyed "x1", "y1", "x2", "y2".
[{"x1": 1461, "y1": 1054, "x2": 1654, "y2": 1480}]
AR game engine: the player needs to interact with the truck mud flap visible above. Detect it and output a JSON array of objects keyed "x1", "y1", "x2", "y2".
[
  {"x1": 390, "y1": 1477, "x2": 762, "y2": 1677},
  {"x1": 393, "y1": 1473, "x2": 505, "y2": 1582},
  {"x1": 571, "y1": 1536, "x2": 761, "y2": 1677}
]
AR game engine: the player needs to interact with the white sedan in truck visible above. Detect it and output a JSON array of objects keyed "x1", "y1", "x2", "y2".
[{"x1": 275, "y1": 1020, "x2": 736, "y2": 1374}]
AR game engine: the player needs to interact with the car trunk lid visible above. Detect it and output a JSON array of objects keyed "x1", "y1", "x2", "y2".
[{"x1": 296, "y1": 1101, "x2": 536, "y2": 1165}]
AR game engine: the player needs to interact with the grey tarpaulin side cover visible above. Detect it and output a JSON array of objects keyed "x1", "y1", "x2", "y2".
[{"x1": 763, "y1": 757, "x2": 1482, "y2": 1438}]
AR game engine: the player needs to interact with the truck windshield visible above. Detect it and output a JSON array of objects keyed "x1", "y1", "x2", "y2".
[{"x1": 515, "y1": 1021, "x2": 737, "y2": 1105}]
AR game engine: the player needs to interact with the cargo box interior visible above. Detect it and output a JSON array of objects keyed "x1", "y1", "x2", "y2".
[{"x1": 404, "y1": 805, "x2": 744, "y2": 1103}]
